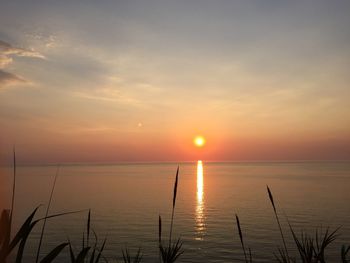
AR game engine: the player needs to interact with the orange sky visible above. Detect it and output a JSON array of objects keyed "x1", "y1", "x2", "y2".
[{"x1": 1, "y1": 1, "x2": 350, "y2": 164}]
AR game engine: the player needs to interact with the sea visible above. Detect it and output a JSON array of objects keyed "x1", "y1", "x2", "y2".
[{"x1": 0, "y1": 161, "x2": 349, "y2": 262}]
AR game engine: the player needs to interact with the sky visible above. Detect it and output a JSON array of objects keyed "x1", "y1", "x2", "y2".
[{"x1": 0, "y1": 0, "x2": 349, "y2": 164}]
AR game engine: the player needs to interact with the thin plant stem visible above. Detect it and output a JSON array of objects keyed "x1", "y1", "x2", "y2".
[
  {"x1": 35, "y1": 165, "x2": 60, "y2": 263},
  {"x1": 267, "y1": 185, "x2": 290, "y2": 263},
  {"x1": 159, "y1": 215, "x2": 162, "y2": 263},
  {"x1": 9, "y1": 147, "x2": 16, "y2": 240}
]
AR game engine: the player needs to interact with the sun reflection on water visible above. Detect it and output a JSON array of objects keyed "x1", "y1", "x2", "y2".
[{"x1": 195, "y1": 160, "x2": 205, "y2": 240}]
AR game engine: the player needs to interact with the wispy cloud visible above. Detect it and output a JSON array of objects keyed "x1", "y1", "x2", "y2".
[
  {"x1": 0, "y1": 40, "x2": 45, "y2": 58},
  {"x1": 0, "y1": 70, "x2": 25, "y2": 87},
  {"x1": 71, "y1": 87, "x2": 142, "y2": 107},
  {"x1": 0, "y1": 39, "x2": 44, "y2": 88}
]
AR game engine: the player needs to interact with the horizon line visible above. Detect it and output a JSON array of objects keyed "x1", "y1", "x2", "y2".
[{"x1": 1, "y1": 159, "x2": 349, "y2": 167}]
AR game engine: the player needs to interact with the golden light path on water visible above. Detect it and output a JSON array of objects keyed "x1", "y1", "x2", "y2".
[{"x1": 195, "y1": 160, "x2": 205, "y2": 240}]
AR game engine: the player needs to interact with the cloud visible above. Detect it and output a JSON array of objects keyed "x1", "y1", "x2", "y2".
[
  {"x1": 0, "y1": 40, "x2": 44, "y2": 88},
  {"x1": 0, "y1": 70, "x2": 25, "y2": 88},
  {"x1": 0, "y1": 54, "x2": 13, "y2": 68},
  {"x1": 0, "y1": 40, "x2": 45, "y2": 59}
]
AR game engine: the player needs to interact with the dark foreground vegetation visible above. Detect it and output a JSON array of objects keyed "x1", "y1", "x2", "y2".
[{"x1": 0, "y1": 151, "x2": 349, "y2": 263}]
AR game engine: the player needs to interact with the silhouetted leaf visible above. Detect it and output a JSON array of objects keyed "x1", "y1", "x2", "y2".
[
  {"x1": 40, "y1": 243, "x2": 68, "y2": 263},
  {"x1": 76, "y1": 247, "x2": 90, "y2": 263}
]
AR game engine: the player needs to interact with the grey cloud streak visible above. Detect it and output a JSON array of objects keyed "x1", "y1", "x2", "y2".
[
  {"x1": 0, "y1": 39, "x2": 44, "y2": 88},
  {"x1": 0, "y1": 70, "x2": 25, "y2": 87}
]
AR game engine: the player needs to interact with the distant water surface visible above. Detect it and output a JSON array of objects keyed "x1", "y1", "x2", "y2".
[{"x1": 1, "y1": 162, "x2": 349, "y2": 262}]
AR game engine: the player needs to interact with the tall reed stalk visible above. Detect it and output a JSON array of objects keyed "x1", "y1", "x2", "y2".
[
  {"x1": 235, "y1": 214, "x2": 248, "y2": 263},
  {"x1": 159, "y1": 166, "x2": 183, "y2": 263},
  {"x1": 35, "y1": 165, "x2": 61, "y2": 263},
  {"x1": 9, "y1": 147, "x2": 16, "y2": 240},
  {"x1": 267, "y1": 185, "x2": 290, "y2": 263},
  {"x1": 168, "y1": 166, "x2": 179, "y2": 246},
  {"x1": 159, "y1": 215, "x2": 162, "y2": 262}
]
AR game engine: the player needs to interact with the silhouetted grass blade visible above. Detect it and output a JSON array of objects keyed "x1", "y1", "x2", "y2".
[
  {"x1": 235, "y1": 214, "x2": 248, "y2": 263},
  {"x1": 160, "y1": 238, "x2": 184, "y2": 263},
  {"x1": 16, "y1": 214, "x2": 40, "y2": 262},
  {"x1": 267, "y1": 185, "x2": 276, "y2": 212},
  {"x1": 36, "y1": 165, "x2": 60, "y2": 263},
  {"x1": 159, "y1": 215, "x2": 162, "y2": 245},
  {"x1": 169, "y1": 166, "x2": 179, "y2": 245},
  {"x1": 40, "y1": 242, "x2": 69, "y2": 263},
  {"x1": 68, "y1": 214, "x2": 106, "y2": 263},
  {"x1": 38, "y1": 210, "x2": 86, "y2": 221},
  {"x1": 274, "y1": 247, "x2": 289, "y2": 263},
  {"x1": 0, "y1": 210, "x2": 8, "y2": 243},
  {"x1": 76, "y1": 247, "x2": 90, "y2": 263},
  {"x1": 342, "y1": 245, "x2": 350, "y2": 263},
  {"x1": 9, "y1": 147, "x2": 16, "y2": 240},
  {"x1": 122, "y1": 247, "x2": 142, "y2": 263},
  {"x1": 87, "y1": 209, "x2": 91, "y2": 248},
  {"x1": 10, "y1": 206, "x2": 39, "y2": 254},
  {"x1": 159, "y1": 215, "x2": 162, "y2": 263},
  {"x1": 172, "y1": 166, "x2": 179, "y2": 209},
  {"x1": 0, "y1": 209, "x2": 11, "y2": 260},
  {"x1": 314, "y1": 227, "x2": 339, "y2": 262},
  {"x1": 88, "y1": 229, "x2": 99, "y2": 263},
  {"x1": 94, "y1": 238, "x2": 106, "y2": 263},
  {"x1": 68, "y1": 240, "x2": 76, "y2": 262}
]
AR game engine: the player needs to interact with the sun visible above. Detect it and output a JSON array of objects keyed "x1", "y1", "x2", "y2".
[{"x1": 193, "y1": 136, "x2": 206, "y2": 147}]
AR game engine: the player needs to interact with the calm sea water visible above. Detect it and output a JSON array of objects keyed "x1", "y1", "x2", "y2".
[{"x1": 1, "y1": 162, "x2": 349, "y2": 262}]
